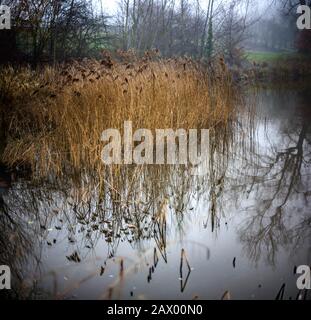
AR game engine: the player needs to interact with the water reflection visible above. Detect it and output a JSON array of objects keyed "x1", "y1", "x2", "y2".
[
  {"x1": 0, "y1": 175, "x2": 41, "y2": 299},
  {"x1": 0, "y1": 87, "x2": 310, "y2": 300},
  {"x1": 237, "y1": 88, "x2": 311, "y2": 266}
]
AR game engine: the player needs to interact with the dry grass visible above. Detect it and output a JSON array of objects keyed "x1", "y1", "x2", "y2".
[{"x1": 0, "y1": 52, "x2": 237, "y2": 181}]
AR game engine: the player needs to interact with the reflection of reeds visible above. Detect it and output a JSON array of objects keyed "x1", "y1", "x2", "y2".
[
  {"x1": 0, "y1": 105, "x2": 253, "y2": 297},
  {"x1": 179, "y1": 248, "x2": 192, "y2": 293},
  {"x1": 275, "y1": 283, "x2": 286, "y2": 300},
  {"x1": 180, "y1": 248, "x2": 191, "y2": 276},
  {"x1": 0, "y1": 111, "x2": 246, "y2": 299}
]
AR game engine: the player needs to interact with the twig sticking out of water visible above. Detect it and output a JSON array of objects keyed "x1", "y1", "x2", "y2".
[
  {"x1": 119, "y1": 258, "x2": 124, "y2": 278},
  {"x1": 108, "y1": 287, "x2": 113, "y2": 300},
  {"x1": 275, "y1": 283, "x2": 286, "y2": 300},
  {"x1": 180, "y1": 248, "x2": 191, "y2": 276},
  {"x1": 221, "y1": 291, "x2": 231, "y2": 300},
  {"x1": 179, "y1": 249, "x2": 192, "y2": 293},
  {"x1": 153, "y1": 248, "x2": 159, "y2": 268},
  {"x1": 296, "y1": 290, "x2": 308, "y2": 300}
]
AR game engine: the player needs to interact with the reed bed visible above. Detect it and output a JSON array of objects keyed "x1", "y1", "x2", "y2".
[{"x1": 0, "y1": 52, "x2": 237, "y2": 182}]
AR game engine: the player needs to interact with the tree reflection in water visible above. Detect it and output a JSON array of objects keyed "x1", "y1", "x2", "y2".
[{"x1": 237, "y1": 88, "x2": 311, "y2": 266}]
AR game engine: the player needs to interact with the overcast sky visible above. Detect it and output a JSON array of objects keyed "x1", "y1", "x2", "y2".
[
  {"x1": 98, "y1": 0, "x2": 276, "y2": 17},
  {"x1": 98, "y1": 0, "x2": 235, "y2": 14},
  {"x1": 100, "y1": 0, "x2": 118, "y2": 14}
]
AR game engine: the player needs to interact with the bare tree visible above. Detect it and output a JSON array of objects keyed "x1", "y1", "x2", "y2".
[{"x1": 0, "y1": 0, "x2": 110, "y2": 64}]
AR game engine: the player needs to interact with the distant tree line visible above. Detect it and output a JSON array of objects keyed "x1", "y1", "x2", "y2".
[
  {"x1": 245, "y1": 15, "x2": 297, "y2": 52},
  {"x1": 114, "y1": 0, "x2": 254, "y2": 63},
  {"x1": 1, "y1": 0, "x2": 302, "y2": 65}
]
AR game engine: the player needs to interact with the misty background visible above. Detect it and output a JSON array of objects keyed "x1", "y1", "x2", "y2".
[{"x1": 0, "y1": 0, "x2": 310, "y2": 65}]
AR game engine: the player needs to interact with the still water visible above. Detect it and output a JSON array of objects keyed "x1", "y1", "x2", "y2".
[{"x1": 1, "y1": 86, "x2": 310, "y2": 300}]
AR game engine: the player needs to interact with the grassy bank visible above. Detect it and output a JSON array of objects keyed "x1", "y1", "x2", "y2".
[
  {"x1": 246, "y1": 51, "x2": 299, "y2": 63},
  {"x1": 242, "y1": 51, "x2": 311, "y2": 82}
]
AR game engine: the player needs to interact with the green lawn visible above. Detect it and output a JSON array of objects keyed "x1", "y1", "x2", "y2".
[{"x1": 246, "y1": 51, "x2": 298, "y2": 63}]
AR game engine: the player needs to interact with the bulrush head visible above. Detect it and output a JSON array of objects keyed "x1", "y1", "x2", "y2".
[{"x1": 1, "y1": 51, "x2": 237, "y2": 182}]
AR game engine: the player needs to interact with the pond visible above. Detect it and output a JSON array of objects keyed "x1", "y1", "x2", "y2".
[{"x1": 0, "y1": 85, "x2": 310, "y2": 300}]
